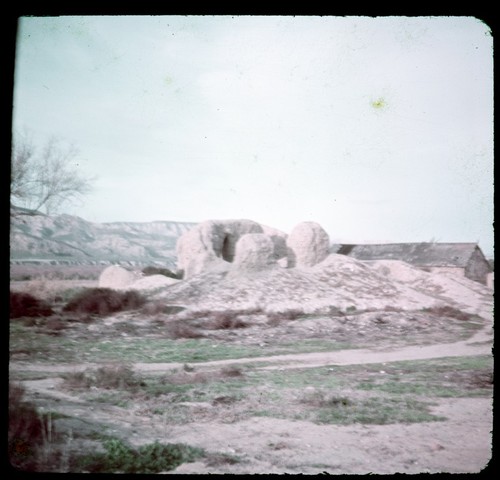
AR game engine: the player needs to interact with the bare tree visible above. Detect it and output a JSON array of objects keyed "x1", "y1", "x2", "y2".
[{"x1": 11, "y1": 130, "x2": 95, "y2": 216}]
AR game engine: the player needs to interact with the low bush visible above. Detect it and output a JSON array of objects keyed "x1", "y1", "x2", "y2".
[
  {"x1": 220, "y1": 366, "x2": 244, "y2": 378},
  {"x1": 77, "y1": 438, "x2": 204, "y2": 473},
  {"x1": 205, "y1": 311, "x2": 249, "y2": 330},
  {"x1": 63, "y1": 288, "x2": 146, "y2": 316},
  {"x1": 267, "y1": 308, "x2": 303, "y2": 325},
  {"x1": 165, "y1": 321, "x2": 206, "y2": 339},
  {"x1": 300, "y1": 390, "x2": 353, "y2": 408},
  {"x1": 9, "y1": 291, "x2": 54, "y2": 318},
  {"x1": 8, "y1": 382, "x2": 53, "y2": 470},
  {"x1": 64, "y1": 365, "x2": 143, "y2": 391},
  {"x1": 142, "y1": 266, "x2": 181, "y2": 279},
  {"x1": 422, "y1": 305, "x2": 474, "y2": 321}
]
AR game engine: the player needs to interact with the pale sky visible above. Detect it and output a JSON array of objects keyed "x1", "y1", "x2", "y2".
[{"x1": 12, "y1": 15, "x2": 494, "y2": 257}]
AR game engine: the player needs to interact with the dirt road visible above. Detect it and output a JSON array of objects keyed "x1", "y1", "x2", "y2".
[{"x1": 10, "y1": 316, "x2": 492, "y2": 375}]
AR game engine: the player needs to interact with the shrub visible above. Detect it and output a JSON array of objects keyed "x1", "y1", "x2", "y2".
[
  {"x1": 95, "y1": 365, "x2": 143, "y2": 390},
  {"x1": 79, "y1": 438, "x2": 204, "y2": 473},
  {"x1": 9, "y1": 291, "x2": 54, "y2": 318},
  {"x1": 64, "y1": 365, "x2": 143, "y2": 391},
  {"x1": 422, "y1": 305, "x2": 474, "y2": 321},
  {"x1": 299, "y1": 389, "x2": 352, "y2": 408},
  {"x1": 63, "y1": 288, "x2": 146, "y2": 316},
  {"x1": 142, "y1": 266, "x2": 180, "y2": 279},
  {"x1": 220, "y1": 366, "x2": 244, "y2": 378},
  {"x1": 267, "y1": 308, "x2": 303, "y2": 325},
  {"x1": 165, "y1": 321, "x2": 205, "y2": 339},
  {"x1": 205, "y1": 311, "x2": 249, "y2": 330},
  {"x1": 8, "y1": 382, "x2": 53, "y2": 470}
]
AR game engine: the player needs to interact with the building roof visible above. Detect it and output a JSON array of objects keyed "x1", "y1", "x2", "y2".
[{"x1": 332, "y1": 242, "x2": 487, "y2": 268}]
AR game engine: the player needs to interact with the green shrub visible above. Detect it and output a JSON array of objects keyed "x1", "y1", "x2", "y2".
[
  {"x1": 63, "y1": 288, "x2": 146, "y2": 316},
  {"x1": 79, "y1": 438, "x2": 204, "y2": 473},
  {"x1": 9, "y1": 291, "x2": 54, "y2": 318}
]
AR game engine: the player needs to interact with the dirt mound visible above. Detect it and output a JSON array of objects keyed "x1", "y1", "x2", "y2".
[
  {"x1": 153, "y1": 254, "x2": 493, "y2": 318},
  {"x1": 371, "y1": 260, "x2": 493, "y2": 318},
  {"x1": 154, "y1": 254, "x2": 438, "y2": 313},
  {"x1": 98, "y1": 265, "x2": 141, "y2": 289}
]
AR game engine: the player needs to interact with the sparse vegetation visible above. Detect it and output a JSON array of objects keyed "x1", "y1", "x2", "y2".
[
  {"x1": 266, "y1": 308, "x2": 304, "y2": 325},
  {"x1": 314, "y1": 395, "x2": 444, "y2": 425},
  {"x1": 63, "y1": 288, "x2": 146, "y2": 316}
]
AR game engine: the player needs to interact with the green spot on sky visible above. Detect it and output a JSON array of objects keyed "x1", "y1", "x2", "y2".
[{"x1": 371, "y1": 98, "x2": 387, "y2": 109}]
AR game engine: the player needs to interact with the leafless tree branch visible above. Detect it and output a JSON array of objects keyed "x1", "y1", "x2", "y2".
[{"x1": 11, "y1": 131, "x2": 95, "y2": 216}]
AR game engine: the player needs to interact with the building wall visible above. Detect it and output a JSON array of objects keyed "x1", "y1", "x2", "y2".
[{"x1": 464, "y1": 249, "x2": 491, "y2": 285}]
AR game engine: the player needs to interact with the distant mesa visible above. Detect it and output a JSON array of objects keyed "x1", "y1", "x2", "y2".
[{"x1": 175, "y1": 219, "x2": 330, "y2": 278}]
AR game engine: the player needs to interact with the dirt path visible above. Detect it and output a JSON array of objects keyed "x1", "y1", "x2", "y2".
[{"x1": 9, "y1": 318, "x2": 493, "y2": 375}]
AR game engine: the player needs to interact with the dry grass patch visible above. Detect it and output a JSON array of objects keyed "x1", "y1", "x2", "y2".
[
  {"x1": 63, "y1": 365, "x2": 144, "y2": 391},
  {"x1": 165, "y1": 366, "x2": 245, "y2": 386}
]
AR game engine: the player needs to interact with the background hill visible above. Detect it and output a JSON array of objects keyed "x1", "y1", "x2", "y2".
[{"x1": 10, "y1": 209, "x2": 196, "y2": 268}]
